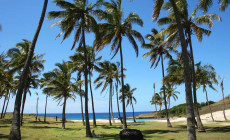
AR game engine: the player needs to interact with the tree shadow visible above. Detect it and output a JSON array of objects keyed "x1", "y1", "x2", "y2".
[
  {"x1": 99, "y1": 133, "x2": 120, "y2": 140},
  {"x1": 129, "y1": 122, "x2": 145, "y2": 126},
  {"x1": 0, "y1": 119, "x2": 12, "y2": 124},
  {"x1": 0, "y1": 134, "x2": 9, "y2": 139},
  {"x1": 24, "y1": 125, "x2": 59, "y2": 129},
  {"x1": 206, "y1": 126, "x2": 230, "y2": 133},
  {"x1": 98, "y1": 125, "x2": 122, "y2": 130},
  {"x1": 141, "y1": 129, "x2": 179, "y2": 135}
]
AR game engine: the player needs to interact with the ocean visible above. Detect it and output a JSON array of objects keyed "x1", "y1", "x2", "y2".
[{"x1": 39, "y1": 111, "x2": 156, "y2": 122}]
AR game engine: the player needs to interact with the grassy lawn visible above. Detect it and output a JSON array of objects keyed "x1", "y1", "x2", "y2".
[{"x1": 0, "y1": 114, "x2": 230, "y2": 140}]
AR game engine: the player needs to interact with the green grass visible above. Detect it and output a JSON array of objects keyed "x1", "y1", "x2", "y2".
[{"x1": 1, "y1": 114, "x2": 230, "y2": 140}]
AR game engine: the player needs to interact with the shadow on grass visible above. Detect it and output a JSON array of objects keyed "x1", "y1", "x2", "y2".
[
  {"x1": 142, "y1": 129, "x2": 179, "y2": 135},
  {"x1": 206, "y1": 126, "x2": 230, "y2": 133},
  {"x1": 0, "y1": 134, "x2": 9, "y2": 139},
  {"x1": 0, "y1": 119, "x2": 12, "y2": 124},
  {"x1": 24, "y1": 125, "x2": 59, "y2": 129},
  {"x1": 99, "y1": 133, "x2": 120, "y2": 140},
  {"x1": 99, "y1": 125, "x2": 122, "y2": 130},
  {"x1": 129, "y1": 122, "x2": 145, "y2": 126}
]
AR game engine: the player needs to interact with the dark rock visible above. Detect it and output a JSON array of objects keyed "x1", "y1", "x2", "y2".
[{"x1": 119, "y1": 129, "x2": 143, "y2": 140}]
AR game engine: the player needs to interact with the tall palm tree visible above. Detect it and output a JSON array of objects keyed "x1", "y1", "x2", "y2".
[
  {"x1": 69, "y1": 49, "x2": 86, "y2": 126},
  {"x1": 9, "y1": 0, "x2": 48, "y2": 139},
  {"x1": 7, "y1": 39, "x2": 45, "y2": 125},
  {"x1": 48, "y1": 0, "x2": 102, "y2": 136},
  {"x1": 94, "y1": 61, "x2": 118, "y2": 126},
  {"x1": 153, "y1": 0, "x2": 196, "y2": 138},
  {"x1": 114, "y1": 62, "x2": 123, "y2": 123},
  {"x1": 196, "y1": 62, "x2": 218, "y2": 122},
  {"x1": 218, "y1": 76, "x2": 228, "y2": 121},
  {"x1": 199, "y1": 0, "x2": 230, "y2": 12},
  {"x1": 152, "y1": 83, "x2": 159, "y2": 118},
  {"x1": 119, "y1": 84, "x2": 137, "y2": 122},
  {"x1": 76, "y1": 77, "x2": 86, "y2": 126},
  {"x1": 158, "y1": 1, "x2": 220, "y2": 131},
  {"x1": 81, "y1": 46, "x2": 102, "y2": 127},
  {"x1": 42, "y1": 61, "x2": 76, "y2": 129},
  {"x1": 40, "y1": 73, "x2": 53, "y2": 123},
  {"x1": 142, "y1": 28, "x2": 176, "y2": 127},
  {"x1": 94, "y1": 0, "x2": 144, "y2": 128},
  {"x1": 19, "y1": 73, "x2": 40, "y2": 125}
]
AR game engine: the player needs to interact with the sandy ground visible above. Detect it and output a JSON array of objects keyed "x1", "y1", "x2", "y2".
[
  {"x1": 71, "y1": 109, "x2": 230, "y2": 124},
  {"x1": 155, "y1": 109, "x2": 230, "y2": 123}
]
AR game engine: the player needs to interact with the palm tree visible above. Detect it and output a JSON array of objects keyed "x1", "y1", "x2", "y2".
[
  {"x1": 20, "y1": 73, "x2": 40, "y2": 125},
  {"x1": 114, "y1": 62, "x2": 123, "y2": 123},
  {"x1": 158, "y1": 2, "x2": 220, "y2": 131},
  {"x1": 218, "y1": 75, "x2": 228, "y2": 121},
  {"x1": 94, "y1": 61, "x2": 118, "y2": 126},
  {"x1": 48, "y1": 0, "x2": 102, "y2": 136},
  {"x1": 196, "y1": 62, "x2": 218, "y2": 122},
  {"x1": 81, "y1": 46, "x2": 102, "y2": 127},
  {"x1": 40, "y1": 73, "x2": 54, "y2": 123},
  {"x1": 199, "y1": 0, "x2": 230, "y2": 12},
  {"x1": 153, "y1": 0, "x2": 196, "y2": 138},
  {"x1": 152, "y1": 83, "x2": 159, "y2": 118},
  {"x1": 9, "y1": 0, "x2": 48, "y2": 139},
  {"x1": 7, "y1": 39, "x2": 45, "y2": 125},
  {"x1": 142, "y1": 28, "x2": 176, "y2": 127},
  {"x1": 69, "y1": 53, "x2": 86, "y2": 126},
  {"x1": 161, "y1": 84, "x2": 179, "y2": 110},
  {"x1": 42, "y1": 61, "x2": 76, "y2": 129},
  {"x1": 94, "y1": 0, "x2": 144, "y2": 128},
  {"x1": 150, "y1": 92, "x2": 164, "y2": 118},
  {"x1": 119, "y1": 84, "x2": 137, "y2": 122}
]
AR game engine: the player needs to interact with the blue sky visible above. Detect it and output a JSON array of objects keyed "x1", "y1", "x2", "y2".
[{"x1": 0, "y1": 0, "x2": 230, "y2": 114}]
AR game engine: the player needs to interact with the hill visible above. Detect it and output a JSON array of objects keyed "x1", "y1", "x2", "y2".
[{"x1": 133, "y1": 94, "x2": 230, "y2": 119}]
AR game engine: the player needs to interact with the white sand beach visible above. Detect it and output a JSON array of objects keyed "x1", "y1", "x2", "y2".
[{"x1": 71, "y1": 109, "x2": 230, "y2": 124}]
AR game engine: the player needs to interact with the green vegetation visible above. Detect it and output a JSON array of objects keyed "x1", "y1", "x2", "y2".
[{"x1": 1, "y1": 114, "x2": 230, "y2": 140}]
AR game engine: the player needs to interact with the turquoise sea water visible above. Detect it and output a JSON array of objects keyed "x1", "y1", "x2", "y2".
[{"x1": 39, "y1": 111, "x2": 156, "y2": 122}]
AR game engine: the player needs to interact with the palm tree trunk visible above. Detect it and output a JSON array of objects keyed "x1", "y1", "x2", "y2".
[
  {"x1": 160, "y1": 54, "x2": 172, "y2": 127},
  {"x1": 188, "y1": 32, "x2": 205, "y2": 132},
  {"x1": 36, "y1": 96, "x2": 39, "y2": 121},
  {"x1": 78, "y1": 74, "x2": 85, "y2": 126},
  {"x1": 169, "y1": 0, "x2": 196, "y2": 139},
  {"x1": 82, "y1": 23, "x2": 92, "y2": 137},
  {"x1": 111, "y1": 85, "x2": 115, "y2": 124},
  {"x1": 1, "y1": 96, "x2": 6, "y2": 119},
  {"x1": 205, "y1": 90, "x2": 214, "y2": 122},
  {"x1": 44, "y1": 95, "x2": 48, "y2": 122},
  {"x1": 89, "y1": 74, "x2": 96, "y2": 127},
  {"x1": 221, "y1": 89, "x2": 227, "y2": 121},
  {"x1": 116, "y1": 82, "x2": 123, "y2": 124},
  {"x1": 80, "y1": 94, "x2": 85, "y2": 125},
  {"x1": 119, "y1": 39, "x2": 127, "y2": 129},
  {"x1": 154, "y1": 86, "x2": 158, "y2": 119},
  {"x1": 155, "y1": 104, "x2": 158, "y2": 119},
  {"x1": 62, "y1": 96, "x2": 66, "y2": 129},
  {"x1": 9, "y1": 1, "x2": 48, "y2": 139},
  {"x1": 159, "y1": 104, "x2": 162, "y2": 119},
  {"x1": 131, "y1": 102, "x2": 136, "y2": 123},
  {"x1": 168, "y1": 97, "x2": 170, "y2": 110},
  {"x1": 3, "y1": 93, "x2": 11, "y2": 118},
  {"x1": 20, "y1": 88, "x2": 28, "y2": 126},
  {"x1": 109, "y1": 81, "x2": 112, "y2": 126}
]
